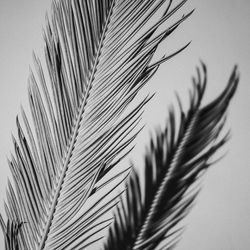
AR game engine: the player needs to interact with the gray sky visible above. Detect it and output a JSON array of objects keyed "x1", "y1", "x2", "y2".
[{"x1": 0, "y1": 0, "x2": 249, "y2": 249}]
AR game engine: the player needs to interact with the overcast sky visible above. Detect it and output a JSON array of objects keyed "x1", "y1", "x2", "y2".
[{"x1": 0, "y1": 0, "x2": 249, "y2": 249}]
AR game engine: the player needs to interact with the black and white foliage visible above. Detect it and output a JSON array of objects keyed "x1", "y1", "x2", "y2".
[
  {"x1": 0, "y1": 0, "x2": 194, "y2": 249},
  {"x1": 0, "y1": 0, "x2": 239, "y2": 250},
  {"x1": 103, "y1": 64, "x2": 239, "y2": 250}
]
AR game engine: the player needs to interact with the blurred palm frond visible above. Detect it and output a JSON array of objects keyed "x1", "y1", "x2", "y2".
[{"x1": 102, "y1": 63, "x2": 239, "y2": 250}]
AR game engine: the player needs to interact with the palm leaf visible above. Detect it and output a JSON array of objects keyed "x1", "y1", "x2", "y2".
[
  {"x1": 102, "y1": 63, "x2": 239, "y2": 250},
  {"x1": 2, "y1": 0, "x2": 192, "y2": 249}
]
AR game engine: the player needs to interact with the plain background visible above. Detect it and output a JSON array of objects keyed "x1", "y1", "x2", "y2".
[{"x1": 0, "y1": 0, "x2": 249, "y2": 249}]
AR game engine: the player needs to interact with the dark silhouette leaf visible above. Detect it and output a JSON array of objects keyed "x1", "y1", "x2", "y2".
[{"x1": 103, "y1": 63, "x2": 239, "y2": 250}]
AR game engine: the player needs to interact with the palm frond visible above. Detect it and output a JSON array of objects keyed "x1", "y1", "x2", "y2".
[
  {"x1": 2, "y1": 0, "x2": 192, "y2": 249},
  {"x1": 103, "y1": 63, "x2": 239, "y2": 250}
]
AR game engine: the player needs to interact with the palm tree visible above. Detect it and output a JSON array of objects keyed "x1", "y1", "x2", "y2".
[{"x1": 0, "y1": 0, "x2": 239, "y2": 249}]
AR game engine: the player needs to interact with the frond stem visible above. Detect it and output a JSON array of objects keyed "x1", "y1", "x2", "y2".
[{"x1": 132, "y1": 111, "x2": 199, "y2": 250}]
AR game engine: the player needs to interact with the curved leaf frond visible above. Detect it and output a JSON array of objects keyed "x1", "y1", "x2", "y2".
[
  {"x1": 2, "y1": 0, "x2": 192, "y2": 249},
  {"x1": 103, "y1": 63, "x2": 239, "y2": 250}
]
